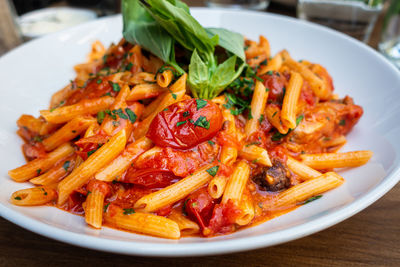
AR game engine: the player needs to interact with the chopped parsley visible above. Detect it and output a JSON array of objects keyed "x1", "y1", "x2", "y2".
[
  {"x1": 103, "y1": 203, "x2": 110, "y2": 213},
  {"x1": 41, "y1": 188, "x2": 47, "y2": 196},
  {"x1": 14, "y1": 196, "x2": 22, "y2": 200},
  {"x1": 196, "y1": 99, "x2": 207, "y2": 110},
  {"x1": 112, "y1": 108, "x2": 128, "y2": 120},
  {"x1": 171, "y1": 93, "x2": 177, "y2": 100},
  {"x1": 87, "y1": 191, "x2": 91, "y2": 195},
  {"x1": 105, "y1": 109, "x2": 117, "y2": 120},
  {"x1": 339, "y1": 119, "x2": 346, "y2": 126},
  {"x1": 123, "y1": 208, "x2": 136, "y2": 215},
  {"x1": 125, "y1": 108, "x2": 137, "y2": 123},
  {"x1": 246, "y1": 141, "x2": 261, "y2": 147},
  {"x1": 258, "y1": 114, "x2": 265, "y2": 124},
  {"x1": 265, "y1": 70, "x2": 274, "y2": 75},
  {"x1": 176, "y1": 121, "x2": 187, "y2": 127},
  {"x1": 96, "y1": 79, "x2": 102, "y2": 84},
  {"x1": 208, "y1": 140, "x2": 215, "y2": 146},
  {"x1": 109, "y1": 81, "x2": 121, "y2": 92},
  {"x1": 62, "y1": 161, "x2": 70, "y2": 172},
  {"x1": 32, "y1": 136, "x2": 42, "y2": 143},
  {"x1": 182, "y1": 111, "x2": 190, "y2": 117},
  {"x1": 301, "y1": 195, "x2": 323, "y2": 205},
  {"x1": 36, "y1": 169, "x2": 41, "y2": 175},
  {"x1": 272, "y1": 111, "x2": 277, "y2": 118},
  {"x1": 206, "y1": 165, "x2": 219, "y2": 177},
  {"x1": 193, "y1": 116, "x2": 210, "y2": 129},
  {"x1": 97, "y1": 110, "x2": 105, "y2": 124},
  {"x1": 223, "y1": 93, "x2": 251, "y2": 116},
  {"x1": 182, "y1": 199, "x2": 189, "y2": 216},
  {"x1": 87, "y1": 149, "x2": 98, "y2": 157},
  {"x1": 125, "y1": 62, "x2": 133, "y2": 71}
]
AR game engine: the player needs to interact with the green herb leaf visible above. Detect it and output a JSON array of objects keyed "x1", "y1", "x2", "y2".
[
  {"x1": 302, "y1": 195, "x2": 323, "y2": 205},
  {"x1": 208, "y1": 140, "x2": 215, "y2": 146},
  {"x1": 109, "y1": 81, "x2": 121, "y2": 92},
  {"x1": 14, "y1": 196, "x2": 22, "y2": 200},
  {"x1": 182, "y1": 111, "x2": 190, "y2": 117},
  {"x1": 123, "y1": 208, "x2": 136, "y2": 215},
  {"x1": 196, "y1": 99, "x2": 208, "y2": 110},
  {"x1": 339, "y1": 119, "x2": 346, "y2": 126},
  {"x1": 103, "y1": 203, "x2": 110, "y2": 213},
  {"x1": 36, "y1": 169, "x2": 42, "y2": 175},
  {"x1": 97, "y1": 110, "x2": 105, "y2": 124},
  {"x1": 63, "y1": 161, "x2": 70, "y2": 172},
  {"x1": 125, "y1": 108, "x2": 137, "y2": 123},
  {"x1": 206, "y1": 27, "x2": 245, "y2": 61},
  {"x1": 176, "y1": 121, "x2": 187, "y2": 127},
  {"x1": 206, "y1": 165, "x2": 219, "y2": 177},
  {"x1": 193, "y1": 116, "x2": 210, "y2": 129}
]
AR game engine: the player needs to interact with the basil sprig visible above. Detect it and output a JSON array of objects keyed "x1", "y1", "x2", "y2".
[{"x1": 122, "y1": 0, "x2": 246, "y2": 99}]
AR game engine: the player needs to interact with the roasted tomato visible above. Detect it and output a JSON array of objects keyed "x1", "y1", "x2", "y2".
[
  {"x1": 147, "y1": 99, "x2": 223, "y2": 149},
  {"x1": 123, "y1": 168, "x2": 178, "y2": 189},
  {"x1": 184, "y1": 187, "x2": 215, "y2": 230},
  {"x1": 206, "y1": 200, "x2": 242, "y2": 236},
  {"x1": 261, "y1": 72, "x2": 287, "y2": 102}
]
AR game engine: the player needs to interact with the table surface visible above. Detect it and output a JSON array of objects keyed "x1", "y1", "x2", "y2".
[{"x1": 1, "y1": 1, "x2": 399, "y2": 266}]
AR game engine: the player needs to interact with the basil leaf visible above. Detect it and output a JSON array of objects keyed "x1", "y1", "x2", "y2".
[
  {"x1": 206, "y1": 27, "x2": 245, "y2": 61},
  {"x1": 188, "y1": 49, "x2": 209, "y2": 98},
  {"x1": 210, "y1": 56, "x2": 245, "y2": 98},
  {"x1": 140, "y1": 0, "x2": 217, "y2": 55}
]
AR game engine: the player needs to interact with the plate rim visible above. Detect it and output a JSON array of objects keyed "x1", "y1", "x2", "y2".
[{"x1": 0, "y1": 8, "x2": 399, "y2": 257}]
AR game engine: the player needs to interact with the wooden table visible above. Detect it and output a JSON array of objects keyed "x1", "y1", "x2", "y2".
[{"x1": 1, "y1": 1, "x2": 399, "y2": 266}]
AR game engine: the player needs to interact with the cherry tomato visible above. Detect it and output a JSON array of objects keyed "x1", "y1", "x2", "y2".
[
  {"x1": 261, "y1": 72, "x2": 287, "y2": 102},
  {"x1": 123, "y1": 168, "x2": 178, "y2": 189},
  {"x1": 147, "y1": 99, "x2": 223, "y2": 149},
  {"x1": 22, "y1": 143, "x2": 47, "y2": 161},
  {"x1": 87, "y1": 180, "x2": 111, "y2": 196},
  {"x1": 184, "y1": 187, "x2": 215, "y2": 230},
  {"x1": 206, "y1": 200, "x2": 242, "y2": 236}
]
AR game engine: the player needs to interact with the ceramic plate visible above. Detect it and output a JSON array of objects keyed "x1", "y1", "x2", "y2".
[{"x1": 0, "y1": 8, "x2": 399, "y2": 256}]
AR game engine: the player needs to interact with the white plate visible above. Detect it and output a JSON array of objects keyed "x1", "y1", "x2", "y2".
[{"x1": 0, "y1": 9, "x2": 399, "y2": 256}]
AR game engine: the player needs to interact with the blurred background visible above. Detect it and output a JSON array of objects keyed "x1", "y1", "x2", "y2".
[{"x1": 0, "y1": 0, "x2": 399, "y2": 68}]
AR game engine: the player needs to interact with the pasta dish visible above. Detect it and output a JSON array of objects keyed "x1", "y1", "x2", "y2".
[{"x1": 8, "y1": 0, "x2": 372, "y2": 239}]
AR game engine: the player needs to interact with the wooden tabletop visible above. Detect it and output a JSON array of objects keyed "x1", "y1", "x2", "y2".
[{"x1": 1, "y1": 1, "x2": 399, "y2": 266}]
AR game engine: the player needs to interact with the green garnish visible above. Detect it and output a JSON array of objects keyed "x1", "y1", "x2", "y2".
[
  {"x1": 103, "y1": 203, "x2": 110, "y2": 213},
  {"x1": 14, "y1": 196, "x2": 22, "y2": 200},
  {"x1": 36, "y1": 169, "x2": 42, "y2": 175},
  {"x1": 208, "y1": 140, "x2": 215, "y2": 146},
  {"x1": 176, "y1": 121, "x2": 187, "y2": 127},
  {"x1": 125, "y1": 108, "x2": 137, "y2": 123},
  {"x1": 109, "y1": 81, "x2": 121, "y2": 92},
  {"x1": 339, "y1": 119, "x2": 346, "y2": 126},
  {"x1": 193, "y1": 116, "x2": 210, "y2": 129},
  {"x1": 206, "y1": 165, "x2": 219, "y2": 177},
  {"x1": 63, "y1": 161, "x2": 70, "y2": 172},
  {"x1": 97, "y1": 110, "x2": 105, "y2": 124},
  {"x1": 123, "y1": 208, "x2": 136, "y2": 215},
  {"x1": 196, "y1": 99, "x2": 208, "y2": 110}
]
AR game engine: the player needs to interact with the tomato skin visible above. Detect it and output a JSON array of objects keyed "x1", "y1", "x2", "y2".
[
  {"x1": 184, "y1": 187, "x2": 215, "y2": 230},
  {"x1": 206, "y1": 200, "x2": 242, "y2": 236},
  {"x1": 122, "y1": 168, "x2": 178, "y2": 189},
  {"x1": 22, "y1": 143, "x2": 47, "y2": 161},
  {"x1": 87, "y1": 180, "x2": 111, "y2": 196},
  {"x1": 262, "y1": 73, "x2": 287, "y2": 102},
  {"x1": 147, "y1": 99, "x2": 223, "y2": 149}
]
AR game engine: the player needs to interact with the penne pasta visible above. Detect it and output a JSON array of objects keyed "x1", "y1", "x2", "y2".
[
  {"x1": 41, "y1": 96, "x2": 115, "y2": 124},
  {"x1": 156, "y1": 68, "x2": 174, "y2": 88},
  {"x1": 29, "y1": 155, "x2": 76, "y2": 185},
  {"x1": 300, "y1": 151, "x2": 373, "y2": 170},
  {"x1": 245, "y1": 80, "x2": 268, "y2": 136},
  {"x1": 235, "y1": 193, "x2": 255, "y2": 226},
  {"x1": 57, "y1": 130, "x2": 126, "y2": 205},
  {"x1": 104, "y1": 206, "x2": 180, "y2": 239},
  {"x1": 274, "y1": 172, "x2": 344, "y2": 207},
  {"x1": 127, "y1": 83, "x2": 166, "y2": 101},
  {"x1": 239, "y1": 145, "x2": 272, "y2": 167},
  {"x1": 222, "y1": 161, "x2": 251, "y2": 205},
  {"x1": 208, "y1": 175, "x2": 228, "y2": 199},
  {"x1": 281, "y1": 71, "x2": 303, "y2": 129},
  {"x1": 286, "y1": 157, "x2": 322, "y2": 181},
  {"x1": 9, "y1": 143, "x2": 75, "y2": 182},
  {"x1": 11, "y1": 187, "x2": 57, "y2": 206},
  {"x1": 95, "y1": 137, "x2": 153, "y2": 182},
  {"x1": 168, "y1": 209, "x2": 200, "y2": 236},
  {"x1": 134, "y1": 164, "x2": 217, "y2": 212},
  {"x1": 42, "y1": 116, "x2": 96, "y2": 151}
]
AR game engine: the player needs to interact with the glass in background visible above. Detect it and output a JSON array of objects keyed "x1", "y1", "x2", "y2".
[
  {"x1": 379, "y1": 0, "x2": 400, "y2": 69},
  {"x1": 297, "y1": 0, "x2": 384, "y2": 43},
  {"x1": 206, "y1": 0, "x2": 270, "y2": 11},
  {"x1": 0, "y1": 0, "x2": 22, "y2": 55}
]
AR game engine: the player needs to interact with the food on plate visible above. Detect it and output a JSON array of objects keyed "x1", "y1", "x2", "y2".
[{"x1": 8, "y1": 0, "x2": 372, "y2": 239}]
